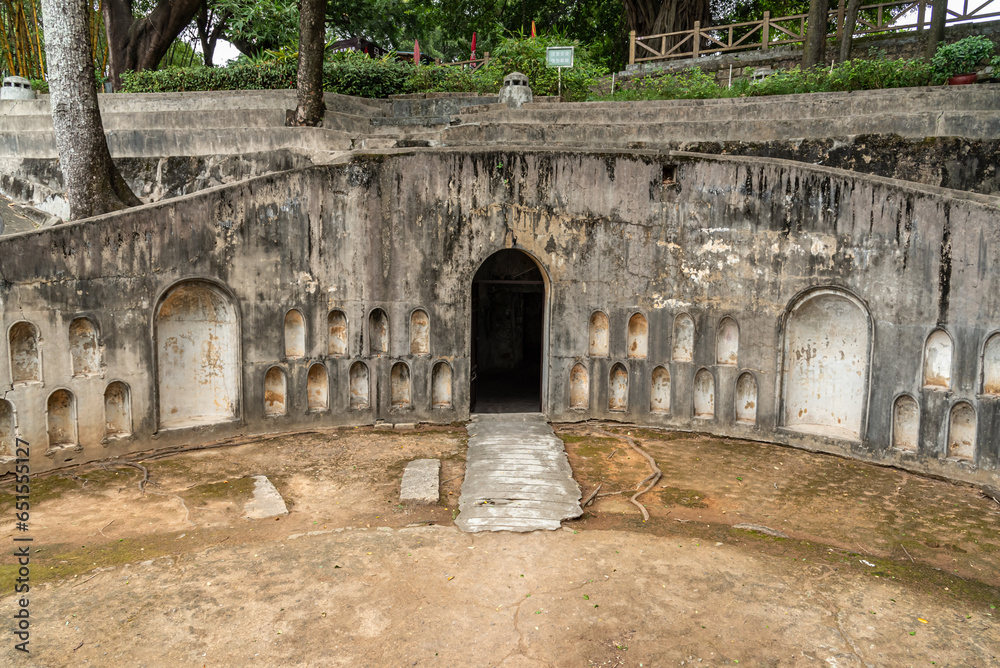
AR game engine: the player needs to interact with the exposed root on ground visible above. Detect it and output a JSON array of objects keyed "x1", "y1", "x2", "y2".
[{"x1": 591, "y1": 427, "x2": 662, "y2": 522}]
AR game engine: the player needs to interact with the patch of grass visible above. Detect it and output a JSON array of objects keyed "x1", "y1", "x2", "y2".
[
  {"x1": 659, "y1": 487, "x2": 708, "y2": 508},
  {"x1": 182, "y1": 477, "x2": 256, "y2": 507}
]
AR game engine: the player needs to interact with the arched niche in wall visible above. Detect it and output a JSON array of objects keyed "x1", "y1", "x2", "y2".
[
  {"x1": 391, "y1": 362, "x2": 411, "y2": 408},
  {"x1": 0, "y1": 399, "x2": 16, "y2": 456},
  {"x1": 781, "y1": 289, "x2": 871, "y2": 441},
  {"x1": 432, "y1": 361, "x2": 453, "y2": 409},
  {"x1": 307, "y1": 363, "x2": 329, "y2": 412},
  {"x1": 410, "y1": 310, "x2": 430, "y2": 355},
  {"x1": 735, "y1": 372, "x2": 757, "y2": 425},
  {"x1": 672, "y1": 313, "x2": 695, "y2": 362},
  {"x1": 981, "y1": 333, "x2": 1000, "y2": 395},
  {"x1": 284, "y1": 309, "x2": 306, "y2": 359},
  {"x1": 69, "y1": 317, "x2": 101, "y2": 376},
  {"x1": 369, "y1": 308, "x2": 389, "y2": 356},
  {"x1": 650, "y1": 366, "x2": 670, "y2": 414},
  {"x1": 9, "y1": 321, "x2": 41, "y2": 384},
  {"x1": 923, "y1": 329, "x2": 953, "y2": 389},
  {"x1": 627, "y1": 313, "x2": 648, "y2": 359},
  {"x1": 349, "y1": 361, "x2": 370, "y2": 409},
  {"x1": 589, "y1": 311, "x2": 609, "y2": 357},
  {"x1": 570, "y1": 363, "x2": 589, "y2": 409},
  {"x1": 694, "y1": 368, "x2": 715, "y2": 418},
  {"x1": 264, "y1": 367, "x2": 287, "y2": 417},
  {"x1": 716, "y1": 317, "x2": 739, "y2": 366},
  {"x1": 47, "y1": 389, "x2": 77, "y2": 448},
  {"x1": 947, "y1": 402, "x2": 976, "y2": 461},
  {"x1": 155, "y1": 281, "x2": 240, "y2": 429},
  {"x1": 609, "y1": 363, "x2": 628, "y2": 412},
  {"x1": 103, "y1": 382, "x2": 132, "y2": 438},
  {"x1": 892, "y1": 394, "x2": 918, "y2": 452},
  {"x1": 328, "y1": 310, "x2": 348, "y2": 357}
]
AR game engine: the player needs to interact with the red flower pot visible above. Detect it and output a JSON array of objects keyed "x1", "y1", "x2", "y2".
[{"x1": 947, "y1": 73, "x2": 978, "y2": 85}]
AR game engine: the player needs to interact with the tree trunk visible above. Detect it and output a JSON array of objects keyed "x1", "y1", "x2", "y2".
[
  {"x1": 925, "y1": 0, "x2": 947, "y2": 60},
  {"x1": 196, "y1": 4, "x2": 230, "y2": 68},
  {"x1": 622, "y1": 0, "x2": 711, "y2": 52},
  {"x1": 802, "y1": 0, "x2": 829, "y2": 69},
  {"x1": 103, "y1": 0, "x2": 203, "y2": 90},
  {"x1": 288, "y1": 0, "x2": 326, "y2": 127},
  {"x1": 838, "y1": 0, "x2": 862, "y2": 63},
  {"x1": 40, "y1": 0, "x2": 140, "y2": 220}
]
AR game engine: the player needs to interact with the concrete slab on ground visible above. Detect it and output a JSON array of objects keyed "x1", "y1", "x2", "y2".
[
  {"x1": 457, "y1": 413, "x2": 582, "y2": 532},
  {"x1": 400, "y1": 458, "x2": 441, "y2": 504},
  {"x1": 244, "y1": 475, "x2": 289, "y2": 519}
]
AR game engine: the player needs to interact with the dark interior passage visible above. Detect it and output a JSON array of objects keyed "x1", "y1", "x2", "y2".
[{"x1": 471, "y1": 250, "x2": 544, "y2": 413}]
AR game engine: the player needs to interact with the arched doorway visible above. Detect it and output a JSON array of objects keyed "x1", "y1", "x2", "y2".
[{"x1": 471, "y1": 249, "x2": 546, "y2": 413}]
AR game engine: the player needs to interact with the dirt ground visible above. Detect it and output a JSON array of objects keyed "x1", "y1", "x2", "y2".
[{"x1": 1, "y1": 422, "x2": 998, "y2": 667}]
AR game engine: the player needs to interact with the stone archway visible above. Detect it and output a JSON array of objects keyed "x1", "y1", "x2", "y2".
[{"x1": 470, "y1": 249, "x2": 547, "y2": 413}]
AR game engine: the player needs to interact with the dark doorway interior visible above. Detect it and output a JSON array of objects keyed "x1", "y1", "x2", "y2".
[{"x1": 471, "y1": 249, "x2": 544, "y2": 413}]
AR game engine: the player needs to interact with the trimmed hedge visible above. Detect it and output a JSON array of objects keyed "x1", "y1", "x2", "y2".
[{"x1": 120, "y1": 38, "x2": 607, "y2": 101}]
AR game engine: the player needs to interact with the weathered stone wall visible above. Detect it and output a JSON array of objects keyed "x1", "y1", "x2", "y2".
[{"x1": 1, "y1": 148, "x2": 998, "y2": 489}]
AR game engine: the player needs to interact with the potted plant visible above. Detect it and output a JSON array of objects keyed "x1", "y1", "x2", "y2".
[{"x1": 931, "y1": 35, "x2": 996, "y2": 85}]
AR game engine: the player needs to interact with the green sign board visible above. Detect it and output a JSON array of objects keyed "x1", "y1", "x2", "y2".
[{"x1": 545, "y1": 47, "x2": 574, "y2": 68}]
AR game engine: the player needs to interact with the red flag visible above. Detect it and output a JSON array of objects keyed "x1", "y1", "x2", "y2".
[
  {"x1": 471, "y1": 32, "x2": 477, "y2": 59},
  {"x1": 531, "y1": 21, "x2": 536, "y2": 38},
  {"x1": 414, "y1": 39, "x2": 420, "y2": 65}
]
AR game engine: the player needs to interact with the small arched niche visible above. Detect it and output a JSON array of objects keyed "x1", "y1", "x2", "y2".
[
  {"x1": 47, "y1": 389, "x2": 77, "y2": 448},
  {"x1": 892, "y1": 395, "x2": 918, "y2": 452},
  {"x1": 589, "y1": 311, "x2": 609, "y2": 357},
  {"x1": 307, "y1": 363, "x2": 329, "y2": 412},
  {"x1": 982, "y1": 333, "x2": 1000, "y2": 395},
  {"x1": 735, "y1": 372, "x2": 757, "y2": 425},
  {"x1": 694, "y1": 368, "x2": 715, "y2": 418},
  {"x1": 369, "y1": 309, "x2": 389, "y2": 356},
  {"x1": 923, "y1": 329, "x2": 953, "y2": 389},
  {"x1": 672, "y1": 313, "x2": 695, "y2": 362},
  {"x1": 650, "y1": 366, "x2": 670, "y2": 414},
  {"x1": 328, "y1": 310, "x2": 348, "y2": 356},
  {"x1": 627, "y1": 313, "x2": 648, "y2": 359},
  {"x1": 284, "y1": 309, "x2": 306, "y2": 359},
  {"x1": 69, "y1": 317, "x2": 101, "y2": 376},
  {"x1": 716, "y1": 317, "x2": 739, "y2": 366},
  {"x1": 104, "y1": 382, "x2": 131, "y2": 438},
  {"x1": 391, "y1": 362, "x2": 411, "y2": 408},
  {"x1": 609, "y1": 363, "x2": 628, "y2": 412},
  {"x1": 9, "y1": 321, "x2": 41, "y2": 384},
  {"x1": 432, "y1": 361, "x2": 453, "y2": 408},
  {"x1": 349, "y1": 361, "x2": 370, "y2": 409},
  {"x1": 410, "y1": 310, "x2": 430, "y2": 355},
  {"x1": 947, "y1": 402, "x2": 976, "y2": 460},
  {"x1": 0, "y1": 399, "x2": 16, "y2": 456},
  {"x1": 570, "y1": 363, "x2": 589, "y2": 409},
  {"x1": 264, "y1": 367, "x2": 287, "y2": 417}
]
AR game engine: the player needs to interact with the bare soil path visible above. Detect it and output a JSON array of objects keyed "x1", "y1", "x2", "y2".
[{"x1": 1, "y1": 423, "x2": 997, "y2": 666}]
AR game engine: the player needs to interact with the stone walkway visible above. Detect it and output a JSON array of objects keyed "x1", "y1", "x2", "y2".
[{"x1": 456, "y1": 413, "x2": 583, "y2": 532}]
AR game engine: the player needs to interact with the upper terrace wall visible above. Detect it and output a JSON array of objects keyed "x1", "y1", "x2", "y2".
[{"x1": 0, "y1": 148, "x2": 997, "y2": 488}]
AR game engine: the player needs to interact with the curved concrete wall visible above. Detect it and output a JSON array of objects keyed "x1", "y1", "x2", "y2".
[{"x1": 0, "y1": 148, "x2": 997, "y2": 488}]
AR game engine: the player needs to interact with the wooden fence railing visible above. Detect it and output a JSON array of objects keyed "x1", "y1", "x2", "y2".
[
  {"x1": 629, "y1": 0, "x2": 1000, "y2": 64},
  {"x1": 437, "y1": 52, "x2": 491, "y2": 69}
]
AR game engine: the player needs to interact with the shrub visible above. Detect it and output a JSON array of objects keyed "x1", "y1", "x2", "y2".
[{"x1": 930, "y1": 35, "x2": 995, "y2": 80}]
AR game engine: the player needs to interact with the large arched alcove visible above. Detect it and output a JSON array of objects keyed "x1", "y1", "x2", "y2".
[
  {"x1": 155, "y1": 281, "x2": 240, "y2": 430},
  {"x1": 470, "y1": 249, "x2": 546, "y2": 413},
  {"x1": 781, "y1": 288, "x2": 871, "y2": 441}
]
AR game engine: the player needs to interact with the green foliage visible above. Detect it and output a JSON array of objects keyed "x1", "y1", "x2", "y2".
[
  {"x1": 121, "y1": 34, "x2": 606, "y2": 101},
  {"x1": 592, "y1": 54, "x2": 937, "y2": 102},
  {"x1": 28, "y1": 78, "x2": 48, "y2": 94},
  {"x1": 930, "y1": 35, "x2": 995, "y2": 80}
]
